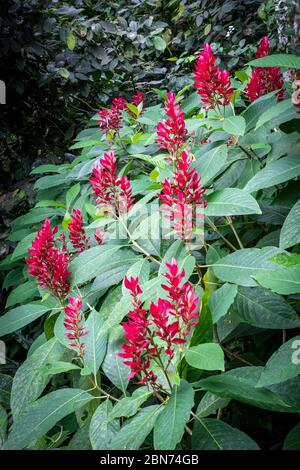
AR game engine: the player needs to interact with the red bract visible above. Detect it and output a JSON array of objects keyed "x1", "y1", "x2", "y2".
[
  {"x1": 26, "y1": 218, "x2": 70, "y2": 300},
  {"x1": 68, "y1": 209, "x2": 90, "y2": 254},
  {"x1": 156, "y1": 92, "x2": 188, "y2": 159},
  {"x1": 245, "y1": 37, "x2": 284, "y2": 103},
  {"x1": 292, "y1": 80, "x2": 300, "y2": 112},
  {"x1": 119, "y1": 277, "x2": 158, "y2": 387},
  {"x1": 64, "y1": 296, "x2": 88, "y2": 357},
  {"x1": 131, "y1": 91, "x2": 145, "y2": 107},
  {"x1": 193, "y1": 44, "x2": 234, "y2": 109},
  {"x1": 97, "y1": 98, "x2": 126, "y2": 138},
  {"x1": 89, "y1": 150, "x2": 134, "y2": 216},
  {"x1": 159, "y1": 150, "x2": 206, "y2": 241}
]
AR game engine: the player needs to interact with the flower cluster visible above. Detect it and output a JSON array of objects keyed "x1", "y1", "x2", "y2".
[
  {"x1": 193, "y1": 44, "x2": 234, "y2": 109},
  {"x1": 159, "y1": 150, "x2": 206, "y2": 241},
  {"x1": 156, "y1": 92, "x2": 188, "y2": 159},
  {"x1": 97, "y1": 98, "x2": 127, "y2": 138},
  {"x1": 64, "y1": 296, "x2": 88, "y2": 357},
  {"x1": 68, "y1": 209, "x2": 91, "y2": 254},
  {"x1": 245, "y1": 37, "x2": 284, "y2": 102},
  {"x1": 131, "y1": 91, "x2": 145, "y2": 107},
  {"x1": 26, "y1": 218, "x2": 70, "y2": 300},
  {"x1": 90, "y1": 150, "x2": 134, "y2": 216},
  {"x1": 119, "y1": 259, "x2": 200, "y2": 389},
  {"x1": 292, "y1": 80, "x2": 300, "y2": 112}
]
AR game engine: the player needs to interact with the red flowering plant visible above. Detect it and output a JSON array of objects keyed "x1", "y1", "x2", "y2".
[{"x1": 1, "y1": 42, "x2": 300, "y2": 451}]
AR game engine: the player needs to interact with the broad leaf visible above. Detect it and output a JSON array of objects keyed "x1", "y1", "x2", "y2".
[
  {"x1": 89, "y1": 400, "x2": 119, "y2": 450},
  {"x1": 280, "y1": 200, "x2": 300, "y2": 249},
  {"x1": 209, "y1": 283, "x2": 238, "y2": 323},
  {"x1": 102, "y1": 325, "x2": 130, "y2": 393},
  {"x1": 185, "y1": 343, "x2": 224, "y2": 371},
  {"x1": 0, "y1": 303, "x2": 54, "y2": 337},
  {"x1": 205, "y1": 189, "x2": 261, "y2": 216}
]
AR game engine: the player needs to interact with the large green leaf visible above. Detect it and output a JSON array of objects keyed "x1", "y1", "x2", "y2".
[
  {"x1": 244, "y1": 155, "x2": 300, "y2": 193},
  {"x1": 248, "y1": 54, "x2": 300, "y2": 69},
  {"x1": 84, "y1": 309, "x2": 108, "y2": 376},
  {"x1": 194, "y1": 145, "x2": 228, "y2": 186},
  {"x1": 198, "y1": 367, "x2": 294, "y2": 412},
  {"x1": 102, "y1": 325, "x2": 130, "y2": 393},
  {"x1": 257, "y1": 336, "x2": 300, "y2": 387},
  {"x1": 283, "y1": 423, "x2": 300, "y2": 450},
  {"x1": 205, "y1": 189, "x2": 261, "y2": 216},
  {"x1": 192, "y1": 418, "x2": 259, "y2": 450},
  {"x1": 10, "y1": 338, "x2": 65, "y2": 418},
  {"x1": 3, "y1": 388, "x2": 93, "y2": 450},
  {"x1": 211, "y1": 247, "x2": 281, "y2": 287},
  {"x1": 185, "y1": 343, "x2": 224, "y2": 371},
  {"x1": 153, "y1": 380, "x2": 194, "y2": 450},
  {"x1": 208, "y1": 283, "x2": 238, "y2": 323},
  {"x1": 110, "y1": 405, "x2": 162, "y2": 450},
  {"x1": 69, "y1": 244, "x2": 123, "y2": 285},
  {"x1": 223, "y1": 116, "x2": 246, "y2": 136},
  {"x1": 254, "y1": 266, "x2": 300, "y2": 294},
  {"x1": 89, "y1": 400, "x2": 119, "y2": 450},
  {"x1": 5, "y1": 281, "x2": 38, "y2": 308},
  {"x1": 233, "y1": 287, "x2": 300, "y2": 329},
  {"x1": 195, "y1": 392, "x2": 230, "y2": 418},
  {"x1": 0, "y1": 303, "x2": 54, "y2": 337},
  {"x1": 280, "y1": 200, "x2": 300, "y2": 249},
  {"x1": 110, "y1": 387, "x2": 152, "y2": 419},
  {"x1": 254, "y1": 99, "x2": 293, "y2": 130}
]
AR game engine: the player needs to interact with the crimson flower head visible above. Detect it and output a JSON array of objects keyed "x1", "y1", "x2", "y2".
[
  {"x1": 64, "y1": 296, "x2": 88, "y2": 357},
  {"x1": 97, "y1": 97, "x2": 127, "y2": 138},
  {"x1": 124, "y1": 276, "x2": 143, "y2": 297},
  {"x1": 193, "y1": 44, "x2": 234, "y2": 109},
  {"x1": 68, "y1": 209, "x2": 90, "y2": 254},
  {"x1": 112, "y1": 97, "x2": 127, "y2": 110},
  {"x1": 159, "y1": 150, "x2": 206, "y2": 241},
  {"x1": 131, "y1": 91, "x2": 145, "y2": 107},
  {"x1": 26, "y1": 218, "x2": 70, "y2": 300},
  {"x1": 156, "y1": 92, "x2": 188, "y2": 159},
  {"x1": 89, "y1": 150, "x2": 134, "y2": 216},
  {"x1": 245, "y1": 36, "x2": 284, "y2": 103}
]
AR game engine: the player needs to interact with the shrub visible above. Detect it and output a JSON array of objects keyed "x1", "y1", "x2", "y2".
[{"x1": 0, "y1": 44, "x2": 300, "y2": 450}]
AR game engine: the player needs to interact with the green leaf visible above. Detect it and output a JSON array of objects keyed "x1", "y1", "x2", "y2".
[
  {"x1": 195, "y1": 392, "x2": 230, "y2": 418},
  {"x1": 253, "y1": 266, "x2": 300, "y2": 294},
  {"x1": 89, "y1": 400, "x2": 119, "y2": 450},
  {"x1": 0, "y1": 405, "x2": 7, "y2": 447},
  {"x1": 192, "y1": 418, "x2": 259, "y2": 450},
  {"x1": 185, "y1": 343, "x2": 224, "y2": 371},
  {"x1": 67, "y1": 32, "x2": 76, "y2": 51},
  {"x1": 70, "y1": 245, "x2": 123, "y2": 285},
  {"x1": 110, "y1": 405, "x2": 162, "y2": 450},
  {"x1": 6, "y1": 281, "x2": 38, "y2": 308},
  {"x1": 3, "y1": 388, "x2": 93, "y2": 450},
  {"x1": 198, "y1": 366, "x2": 294, "y2": 412},
  {"x1": 248, "y1": 54, "x2": 300, "y2": 69},
  {"x1": 66, "y1": 183, "x2": 80, "y2": 210},
  {"x1": 84, "y1": 309, "x2": 108, "y2": 376},
  {"x1": 280, "y1": 200, "x2": 300, "y2": 249},
  {"x1": 223, "y1": 116, "x2": 246, "y2": 136},
  {"x1": 205, "y1": 189, "x2": 261, "y2": 216},
  {"x1": 110, "y1": 387, "x2": 152, "y2": 419},
  {"x1": 211, "y1": 247, "x2": 281, "y2": 287},
  {"x1": 102, "y1": 325, "x2": 130, "y2": 394},
  {"x1": 11, "y1": 233, "x2": 36, "y2": 260},
  {"x1": 283, "y1": 423, "x2": 300, "y2": 450},
  {"x1": 10, "y1": 338, "x2": 65, "y2": 418},
  {"x1": 0, "y1": 303, "x2": 54, "y2": 337},
  {"x1": 255, "y1": 99, "x2": 293, "y2": 129},
  {"x1": 154, "y1": 380, "x2": 194, "y2": 450},
  {"x1": 195, "y1": 145, "x2": 228, "y2": 186},
  {"x1": 244, "y1": 155, "x2": 300, "y2": 193},
  {"x1": 257, "y1": 336, "x2": 300, "y2": 387},
  {"x1": 127, "y1": 103, "x2": 139, "y2": 116},
  {"x1": 209, "y1": 283, "x2": 238, "y2": 323},
  {"x1": 153, "y1": 36, "x2": 167, "y2": 51},
  {"x1": 233, "y1": 286, "x2": 300, "y2": 329},
  {"x1": 38, "y1": 361, "x2": 80, "y2": 376},
  {"x1": 0, "y1": 374, "x2": 13, "y2": 406},
  {"x1": 58, "y1": 67, "x2": 70, "y2": 79}
]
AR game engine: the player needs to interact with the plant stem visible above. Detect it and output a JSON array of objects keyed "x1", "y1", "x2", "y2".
[{"x1": 226, "y1": 216, "x2": 244, "y2": 249}]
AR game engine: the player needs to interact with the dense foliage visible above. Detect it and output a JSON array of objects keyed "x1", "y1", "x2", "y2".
[{"x1": 1, "y1": 36, "x2": 300, "y2": 450}]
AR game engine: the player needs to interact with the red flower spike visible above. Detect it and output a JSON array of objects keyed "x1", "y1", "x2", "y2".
[
  {"x1": 131, "y1": 91, "x2": 145, "y2": 107},
  {"x1": 156, "y1": 92, "x2": 188, "y2": 159},
  {"x1": 26, "y1": 218, "x2": 70, "y2": 300},
  {"x1": 64, "y1": 296, "x2": 88, "y2": 357},
  {"x1": 97, "y1": 97, "x2": 127, "y2": 138},
  {"x1": 158, "y1": 150, "x2": 206, "y2": 241},
  {"x1": 89, "y1": 150, "x2": 134, "y2": 216},
  {"x1": 68, "y1": 209, "x2": 90, "y2": 254},
  {"x1": 292, "y1": 80, "x2": 300, "y2": 112},
  {"x1": 193, "y1": 44, "x2": 234, "y2": 110},
  {"x1": 245, "y1": 37, "x2": 284, "y2": 103}
]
